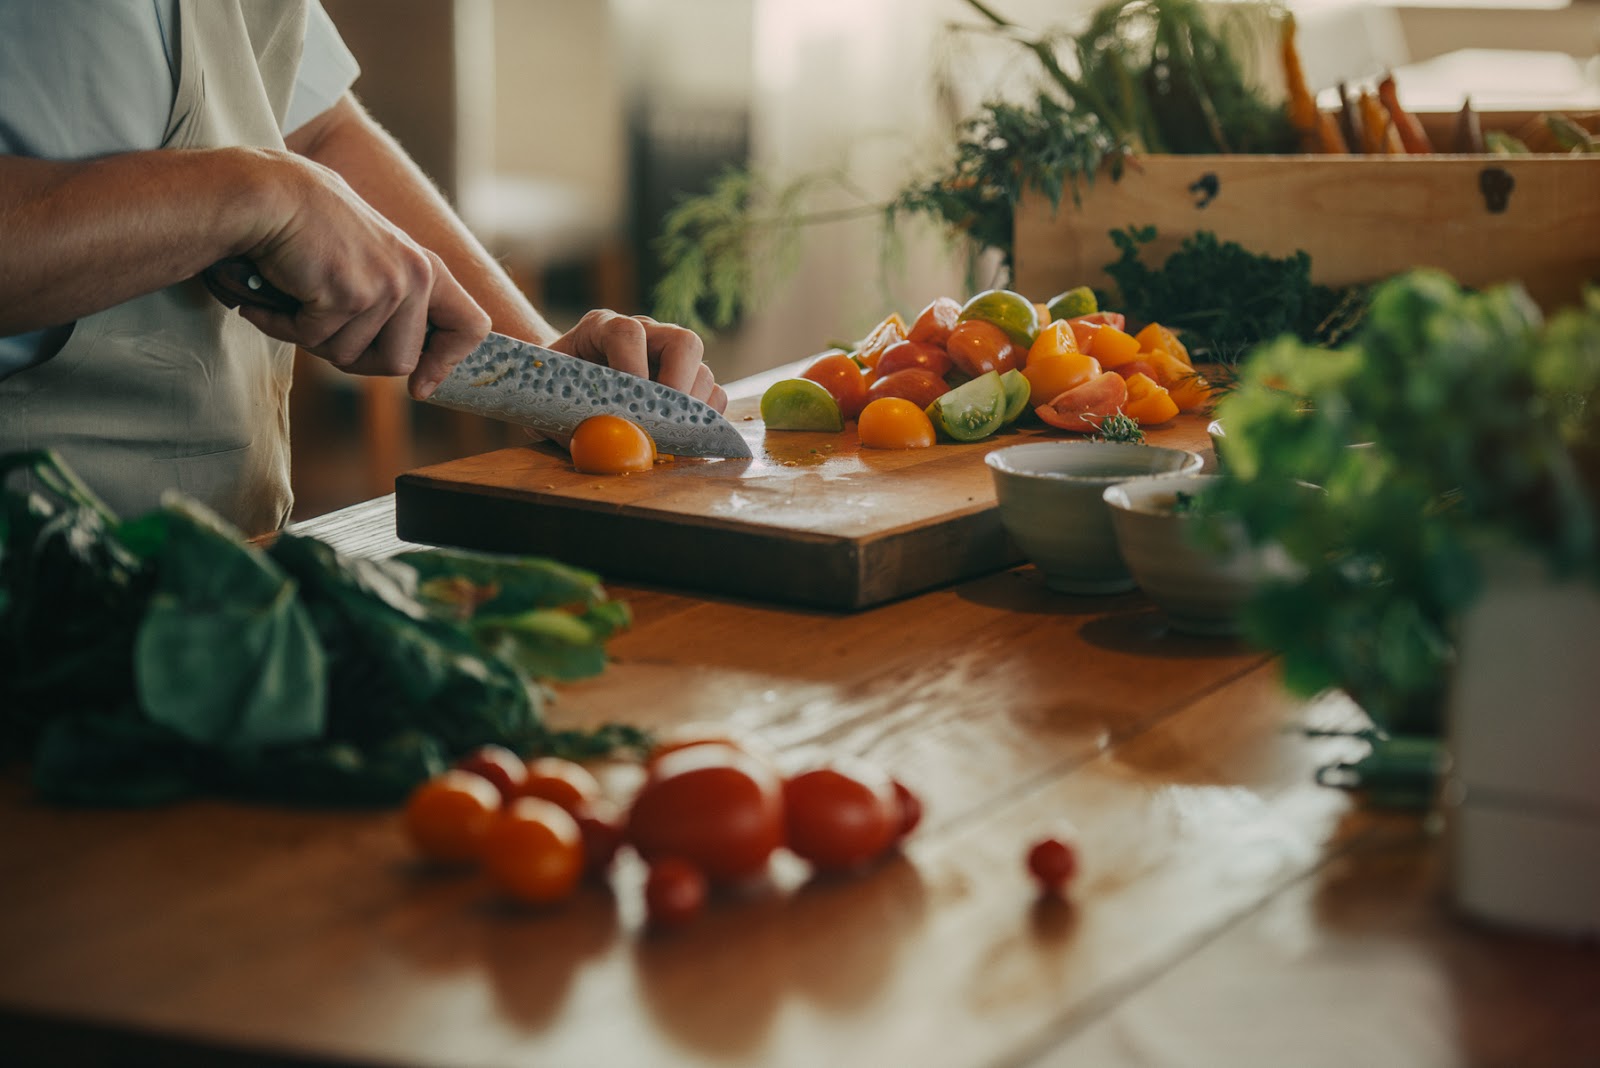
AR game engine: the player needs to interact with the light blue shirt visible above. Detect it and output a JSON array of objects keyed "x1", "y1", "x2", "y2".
[{"x1": 0, "y1": 0, "x2": 360, "y2": 377}]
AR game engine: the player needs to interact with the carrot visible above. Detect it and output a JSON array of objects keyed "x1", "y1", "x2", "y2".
[
  {"x1": 1358, "y1": 90, "x2": 1404, "y2": 154},
  {"x1": 1377, "y1": 72, "x2": 1432, "y2": 153},
  {"x1": 1280, "y1": 14, "x2": 1322, "y2": 152}
]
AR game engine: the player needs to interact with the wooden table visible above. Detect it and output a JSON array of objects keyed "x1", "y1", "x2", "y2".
[{"x1": 3, "y1": 416, "x2": 1599, "y2": 1067}]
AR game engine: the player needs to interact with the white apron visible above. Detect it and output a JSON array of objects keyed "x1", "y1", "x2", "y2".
[{"x1": 0, "y1": 0, "x2": 308, "y2": 534}]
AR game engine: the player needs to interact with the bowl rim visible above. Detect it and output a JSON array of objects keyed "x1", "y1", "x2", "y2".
[
  {"x1": 1102, "y1": 472, "x2": 1221, "y2": 514},
  {"x1": 984, "y1": 440, "x2": 1204, "y2": 481}
]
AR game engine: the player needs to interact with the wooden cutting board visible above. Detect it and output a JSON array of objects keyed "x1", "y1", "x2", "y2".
[{"x1": 394, "y1": 396, "x2": 1215, "y2": 610}]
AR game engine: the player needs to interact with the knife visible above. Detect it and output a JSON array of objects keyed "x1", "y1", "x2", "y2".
[{"x1": 200, "y1": 257, "x2": 752, "y2": 460}]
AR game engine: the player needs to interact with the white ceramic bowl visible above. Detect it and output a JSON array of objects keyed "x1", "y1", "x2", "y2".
[
  {"x1": 986, "y1": 441, "x2": 1204, "y2": 594},
  {"x1": 1101, "y1": 473, "x2": 1269, "y2": 635}
]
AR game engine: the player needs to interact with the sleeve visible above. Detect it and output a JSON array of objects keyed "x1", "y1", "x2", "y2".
[{"x1": 282, "y1": 1, "x2": 362, "y2": 134}]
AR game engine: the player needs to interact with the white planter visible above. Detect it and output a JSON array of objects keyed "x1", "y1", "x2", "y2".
[{"x1": 1443, "y1": 546, "x2": 1600, "y2": 937}]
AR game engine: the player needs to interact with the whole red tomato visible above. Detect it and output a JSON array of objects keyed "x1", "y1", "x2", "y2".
[
  {"x1": 626, "y1": 743, "x2": 785, "y2": 883},
  {"x1": 453, "y1": 745, "x2": 527, "y2": 804},
  {"x1": 783, "y1": 761, "x2": 900, "y2": 873},
  {"x1": 867, "y1": 368, "x2": 949, "y2": 411},
  {"x1": 1027, "y1": 836, "x2": 1078, "y2": 896},
  {"x1": 644, "y1": 857, "x2": 708, "y2": 929},
  {"x1": 800, "y1": 351, "x2": 870, "y2": 420},
  {"x1": 907, "y1": 296, "x2": 961, "y2": 347},
  {"x1": 891, "y1": 779, "x2": 923, "y2": 842},
  {"x1": 876, "y1": 339, "x2": 953, "y2": 379},
  {"x1": 946, "y1": 319, "x2": 1021, "y2": 378}
]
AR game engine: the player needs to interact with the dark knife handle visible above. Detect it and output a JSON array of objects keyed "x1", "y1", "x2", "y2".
[{"x1": 201, "y1": 257, "x2": 302, "y2": 315}]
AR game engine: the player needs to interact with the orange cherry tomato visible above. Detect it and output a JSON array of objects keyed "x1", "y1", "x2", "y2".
[
  {"x1": 866, "y1": 369, "x2": 949, "y2": 412},
  {"x1": 483, "y1": 797, "x2": 584, "y2": 905},
  {"x1": 906, "y1": 297, "x2": 961, "y2": 347},
  {"x1": 1035, "y1": 371, "x2": 1129, "y2": 433},
  {"x1": 857, "y1": 397, "x2": 937, "y2": 450},
  {"x1": 1022, "y1": 352, "x2": 1101, "y2": 407},
  {"x1": 570, "y1": 414, "x2": 656, "y2": 475},
  {"x1": 801, "y1": 351, "x2": 870, "y2": 420},
  {"x1": 945, "y1": 319, "x2": 1022, "y2": 378},
  {"x1": 1087, "y1": 324, "x2": 1143, "y2": 368},
  {"x1": 626, "y1": 743, "x2": 785, "y2": 884},
  {"x1": 404, "y1": 770, "x2": 503, "y2": 864},
  {"x1": 1122, "y1": 372, "x2": 1179, "y2": 426},
  {"x1": 783, "y1": 761, "x2": 901, "y2": 872},
  {"x1": 1025, "y1": 321, "x2": 1080, "y2": 366},
  {"x1": 516, "y1": 756, "x2": 603, "y2": 817},
  {"x1": 876, "y1": 339, "x2": 953, "y2": 379}
]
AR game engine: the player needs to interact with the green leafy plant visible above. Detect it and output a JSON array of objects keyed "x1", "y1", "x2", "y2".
[
  {"x1": 1207, "y1": 270, "x2": 1600, "y2": 737},
  {"x1": 0, "y1": 451, "x2": 647, "y2": 806},
  {"x1": 650, "y1": 0, "x2": 1294, "y2": 335}
]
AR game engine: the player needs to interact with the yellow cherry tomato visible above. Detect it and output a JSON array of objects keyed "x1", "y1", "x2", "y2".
[
  {"x1": 570, "y1": 414, "x2": 657, "y2": 475},
  {"x1": 1022, "y1": 352, "x2": 1101, "y2": 406},
  {"x1": 857, "y1": 397, "x2": 936, "y2": 449}
]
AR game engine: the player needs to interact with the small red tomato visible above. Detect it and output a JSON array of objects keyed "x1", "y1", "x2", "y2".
[
  {"x1": 453, "y1": 744, "x2": 527, "y2": 803},
  {"x1": 783, "y1": 762, "x2": 901, "y2": 873},
  {"x1": 1027, "y1": 836, "x2": 1079, "y2": 896},
  {"x1": 946, "y1": 319, "x2": 1022, "y2": 378},
  {"x1": 576, "y1": 797, "x2": 626, "y2": 875},
  {"x1": 801, "y1": 351, "x2": 870, "y2": 421},
  {"x1": 626, "y1": 743, "x2": 786, "y2": 883},
  {"x1": 404, "y1": 770, "x2": 503, "y2": 864},
  {"x1": 891, "y1": 779, "x2": 923, "y2": 842},
  {"x1": 517, "y1": 756, "x2": 603, "y2": 817},
  {"x1": 483, "y1": 797, "x2": 584, "y2": 906},
  {"x1": 866, "y1": 368, "x2": 950, "y2": 411},
  {"x1": 876, "y1": 339, "x2": 954, "y2": 379},
  {"x1": 644, "y1": 857, "x2": 708, "y2": 929},
  {"x1": 907, "y1": 296, "x2": 961, "y2": 347},
  {"x1": 645, "y1": 723, "x2": 780, "y2": 773}
]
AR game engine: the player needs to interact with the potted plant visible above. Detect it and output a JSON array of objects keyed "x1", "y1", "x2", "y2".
[{"x1": 1206, "y1": 268, "x2": 1600, "y2": 935}]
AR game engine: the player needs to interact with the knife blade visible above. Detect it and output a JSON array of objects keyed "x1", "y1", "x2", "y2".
[{"x1": 200, "y1": 257, "x2": 752, "y2": 460}]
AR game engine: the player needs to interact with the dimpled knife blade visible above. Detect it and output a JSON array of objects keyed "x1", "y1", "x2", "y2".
[{"x1": 426, "y1": 333, "x2": 752, "y2": 460}]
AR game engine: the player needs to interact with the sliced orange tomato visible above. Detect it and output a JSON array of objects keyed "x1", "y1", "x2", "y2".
[
  {"x1": 1022, "y1": 352, "x2": 1100, "y2": 407},
  {"x1": 1035, "y1": 371, "x2": 1128, "y2": 433},
  {"x1": 570, "y1": 414, "x2": 656, "y2": 475},
  {"x1": 857, "y1": 397, "x2": 936, "y2": 449},
  {"x1": 801, "y1": 351, "x2": 870, "y2": 420},
  {"x1": 1086, "y1": 324, "x2": 1143, "y2": 369},
  {"x1": 851, "y1": 313, "x2": 909, "y2": 372},
  {"x1": 1134, "y1": 322, "x2": 1192, "y2": 367},
  {"x1": 1123, "y1": 372, "x2": 1179, "y2": 426},
  {"x1": 1025, "y1": 320, "x2": 1080, "y2": 366},
  {"x1": 1125, "y1": 347, "x2": 1212, "y2": 412}
]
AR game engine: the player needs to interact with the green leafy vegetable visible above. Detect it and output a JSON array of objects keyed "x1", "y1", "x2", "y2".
[
  {"x1": 1094, "y1": 410, "x2": 1147, "y2": 443},
  {"x1": 0, "y1": 452, "x2": 647, "y2": 806},
  {"x1": 1209, "y1": 270, "x2": 1600, "y2": 736}
]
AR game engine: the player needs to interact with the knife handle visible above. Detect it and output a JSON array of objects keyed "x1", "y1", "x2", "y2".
[{"x1": 201, "y1": 257, "x2": 302, "y2": 315}]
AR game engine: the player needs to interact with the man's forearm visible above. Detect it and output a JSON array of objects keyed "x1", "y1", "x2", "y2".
[
  {"x1": 0, "y1": 148, "x2": 281, "y2": 335},
  {"x1": 287, "y1": 93, "x2": 556, "y2": 346}
]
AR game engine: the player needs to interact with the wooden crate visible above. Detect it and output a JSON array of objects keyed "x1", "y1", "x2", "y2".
[{"x1": 1012, "y1": 112, "x2": 1600, "y2": 313}]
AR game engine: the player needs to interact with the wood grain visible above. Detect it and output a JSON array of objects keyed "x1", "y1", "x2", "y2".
[
  {"x1": 1012, "y1": 154, "x2": 1600, "y2": 313},
  {"x1": 395, "y1": 397, "x2": 1215, "y2": 610}
]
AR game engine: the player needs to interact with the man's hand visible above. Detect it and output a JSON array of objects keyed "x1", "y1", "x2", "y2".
[
  {"x1": 236, "y1": 153, "x2": 491, "y2": 400},
  {"x1": 549, "y1": 310, "x2": 727, "y2": 413}
]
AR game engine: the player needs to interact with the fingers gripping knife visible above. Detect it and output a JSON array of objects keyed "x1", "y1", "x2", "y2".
[{"x1": 200, "y1": 258, "x2": 752, "y2": 460}]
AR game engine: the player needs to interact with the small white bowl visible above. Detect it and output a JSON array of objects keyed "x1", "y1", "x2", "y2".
[
  {"x1": 986, "y1": 441, "x2": 1204, "y2": 594},
  {"x1": 1102, "y1": 473, "x2": 1273, "y2": 635}
]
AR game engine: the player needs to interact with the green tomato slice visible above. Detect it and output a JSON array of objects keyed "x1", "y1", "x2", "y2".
[
  {"x1": 926, "y1": 371, "x2": 1007, "y2": 442},
  {"x1": 1045, "y1": 285, "x2": 1098, "y2": 322},
  {"x1": 760, "y1": 378, "x2": 844, "y2": 431},
  {"x1": 999, "y1": 369, "x2": 1031, "y2": 425}
]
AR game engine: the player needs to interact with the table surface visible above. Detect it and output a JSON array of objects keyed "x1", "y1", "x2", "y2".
[{"x1": 3, "y1": 375, "x2": 1599, "y2": 1067}]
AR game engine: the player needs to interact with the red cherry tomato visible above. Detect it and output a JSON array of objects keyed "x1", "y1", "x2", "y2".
[
  {"x1": 644, "y1": 857, "x2": 708, "y2": 929},
  {"x1": 907, "y1": 296, "x2": 961, "y2": 347},
  {"x1": 453, "y1": 744, "x2": 527, "y2": 803},
  {"x1": 1035, "y1": 371, "x2": 1128, "y2": 433},
  {"x1": 626, "y1": 743, "x2": 785, "y2": 883},
  {"x1": 645, "y1": 723, "x2": 780, "y2": 774},
  {"x1": 801, "y1": 351, "x2": 870, "y2": 421},
  {"x1": 946, "y1": 319, "x2": 1022, "y2": 378},
  {"x1": 516, "y1": 756, "x2": 603, "y2": 817},
  {"x1": 866, "y1": 368, "x2": 950, "y2": 411},
  {"x1": 483, "y1": 797, "x2": 584, "y2": 905},
  {"x1": 404, "y1": 770, "x2": 503, "y2": 864},
  {"x1": 891, "y1": 779, "x2": 923, "y2": 842},
  {"x1": 782, "y1": 762, "x2": 901, "y2": 873},
  {"x1": 576, "y1": 797, "x2": 626, "y2": 875},
  {"x1": 1026, "y1": 836, "x2": 1078, "y2": 896},
  {"x1": 876, "y1": 339, "x2": 954, "y2": 379}
]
